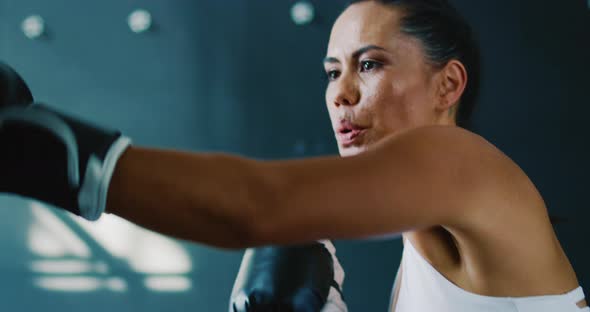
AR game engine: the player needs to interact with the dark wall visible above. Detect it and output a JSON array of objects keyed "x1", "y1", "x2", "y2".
[
  {"x1": 0, "y1": 1, "x2": 588, "y2": 311},
  {"x1": 466, "y1": 0, "x2": 590, "y2": 297}
]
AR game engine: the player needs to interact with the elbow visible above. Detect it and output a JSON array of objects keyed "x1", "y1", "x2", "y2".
[
  {"x1": 243, "y1": 197, "x2": 281, "y2": 248},
  {"x1": 203, "y1": 159, "x2": 284, "y2": 250},
  {"x1": 235, "y1": 168, "x2": 283, "y2": 248}
]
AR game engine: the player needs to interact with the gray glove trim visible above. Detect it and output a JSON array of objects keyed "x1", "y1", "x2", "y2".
[
  {"x1": 229, "y1": 248, "x2": 255, "y2": 312},
  {"x1": 78, "y1": 135, "x2": 131, "y2": 220},
  {"x1": 319, "y1": 240, "x2": 348, "y2": 312}
]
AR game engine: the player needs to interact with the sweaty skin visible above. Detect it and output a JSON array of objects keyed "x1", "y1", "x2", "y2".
[{"x1": 106, "y1": 1, "x2": 585, "y2": 309}]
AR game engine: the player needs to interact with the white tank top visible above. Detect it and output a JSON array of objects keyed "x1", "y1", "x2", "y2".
[{"x1": 392, "y1": 239, "x2": 589, "y2": 312}]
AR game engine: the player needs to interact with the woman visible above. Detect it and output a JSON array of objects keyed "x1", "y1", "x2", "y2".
[
  {"x1": 232, "y1": 1, "x2": 588, "y2": 310},
  {"x1": 0, "y1": 0, "x2": 587, "y2": 311}
]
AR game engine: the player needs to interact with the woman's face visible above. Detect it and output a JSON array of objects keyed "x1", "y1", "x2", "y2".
[{"x1": 324, "y1": 1, "x2": 453, "y2": 157}]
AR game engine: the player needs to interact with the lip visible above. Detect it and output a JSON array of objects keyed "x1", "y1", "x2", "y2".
[
  {"x1": 337, "y1": 128, "x2": 367, "y2": 147},
  {"x1": 336, "y1": 119, "x2": 368, "y2": 147}
]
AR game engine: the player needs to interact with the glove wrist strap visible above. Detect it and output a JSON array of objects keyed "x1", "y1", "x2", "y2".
[{"x1": 78, "y1": 135, "x2": 131, "y2": 220}]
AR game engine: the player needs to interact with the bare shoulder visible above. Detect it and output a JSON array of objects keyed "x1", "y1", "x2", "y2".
[
  {"x1": 392, "y1": 126, "x2": 553, "y2": 253},
  {"x1": 368, "y1": 124, "x2": 547, "y2": 234},
  {"x1": 384, "y1": 125, "x2": 546, "y2": 227},
  {"x1": 382, "y1": 125, "x2": 503, "y2": 159},
  {"x1": 396, "y1": 127, "x2": 571, "y2": 294},
  {"x1": 384, "y1": 125, "x2": 532, "y2": 193}
]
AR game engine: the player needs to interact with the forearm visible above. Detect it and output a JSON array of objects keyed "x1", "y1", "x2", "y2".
[{"x1": 106, "y1": 146, "x2": 271, "y2": 249}]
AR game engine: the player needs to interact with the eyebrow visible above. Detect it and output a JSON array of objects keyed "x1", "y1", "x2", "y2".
[{"x1": 323, "y1": 45, "x2": 387, "y2": 64}]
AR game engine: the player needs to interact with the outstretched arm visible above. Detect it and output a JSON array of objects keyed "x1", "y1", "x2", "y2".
[
  {"x1": 107, "y1": 125, "x2": 521, "y2": 248},
  {"x1": 1, "y1": 64, "x2": 534, "y2": 250}
]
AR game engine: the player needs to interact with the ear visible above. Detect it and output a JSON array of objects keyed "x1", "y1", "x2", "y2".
[{"x1": 436, "y1": 60, "x2": 468, "y2": 113}]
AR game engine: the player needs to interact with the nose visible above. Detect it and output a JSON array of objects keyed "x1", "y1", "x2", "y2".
[{"x1": 332, "y1": 73, "x2": 360, "y2": 107}]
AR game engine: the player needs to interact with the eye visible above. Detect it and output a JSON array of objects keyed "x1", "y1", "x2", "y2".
[
  {"x1": 360, "y1": 60, "x2": 381, "y2": 72},
  {"x1": 326, "y1": 70, "x2": 341, "y2": 81}
]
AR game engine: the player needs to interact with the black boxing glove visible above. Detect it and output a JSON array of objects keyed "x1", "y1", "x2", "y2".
[
  {"x1": 229, "y1": 240, "x2": 348, "y2": 312},
  {"x1": 0, "y1": 62, "x2": 34, "y2": 107},
  {"x1": 0, "y1": 63, "x2": 130, "y2": 220}
]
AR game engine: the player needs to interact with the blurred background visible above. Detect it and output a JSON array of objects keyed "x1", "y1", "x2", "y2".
[{"x1": 0, "y1": 0, "x2": 588, "y2": 311}]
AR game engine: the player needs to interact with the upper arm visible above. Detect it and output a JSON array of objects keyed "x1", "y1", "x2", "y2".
[{"x1": 251, "y1": 125, "x2": 525, "y2": 245}]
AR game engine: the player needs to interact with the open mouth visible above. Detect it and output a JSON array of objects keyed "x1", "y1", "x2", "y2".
[{"x1": 337, "y1": 121, "x2": 367, "y2": 146}]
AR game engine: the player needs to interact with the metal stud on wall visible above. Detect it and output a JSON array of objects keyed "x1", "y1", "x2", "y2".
[
  {"x1": 21, "y1": 15, "x2": 45, "y2": 39},
  {"x1": 127, "y1": 9, "x2": 153, "y2": 34},
  {"x1": 291, "y1": 1, "x2": 315, "y2": 25}
]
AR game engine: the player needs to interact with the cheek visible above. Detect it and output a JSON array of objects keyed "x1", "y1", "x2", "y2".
[
  {"x1": 362, "y1": 77, "x2": 406, "y2": 121},
  {"x1": 325, "y1": 86, "x2": 339, "y2": 121},
  {"x1": 401, "y1": 82, "x2": 437, "y2": 122},
  {"x1": 325, "y1": 85, "x2": 334, "y2": 109},
  {"x1": 391, "y1": 74, "x2": 432, "y2": 109},
  {"x1": 361, "y1": 74, "x2": 432, "y2": 130},
  {"x1": 324, "y1": 87, "x2": 334, "y2": 111}
]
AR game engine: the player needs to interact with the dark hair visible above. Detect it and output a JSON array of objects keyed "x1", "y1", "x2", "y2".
[{"x1": 347, "y1": 0, "x2": 480, "y2": 130}]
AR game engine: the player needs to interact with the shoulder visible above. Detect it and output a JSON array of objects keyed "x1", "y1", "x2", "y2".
[
  {"x1": 378, "y1": 125, "x2": 544, "y2": 226},
  {"x1": 377, "y1": 125, "x2": 520, "y2": 185},
  {"x1": 395, "y1": 128, "x2": 553, "y2": 272},
  {"x1": 380, "y1": 125, "x2": 497, "y2": 156}
]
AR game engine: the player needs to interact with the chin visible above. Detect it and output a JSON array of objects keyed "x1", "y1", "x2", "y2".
[{"x1": 338, "y1": 145, "x2": 367, "y2": 157}]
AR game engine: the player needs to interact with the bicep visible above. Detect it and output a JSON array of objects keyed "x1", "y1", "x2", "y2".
[{"x1": 253, "y1": 126, "x2": 505, "y2": 245}]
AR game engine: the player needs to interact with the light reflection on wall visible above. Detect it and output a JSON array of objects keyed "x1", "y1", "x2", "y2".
[
  {"x1": 34, "y1": 276, "x2": 128, "y2": 293},
  {"x1": 28, "y1": 203, "x2": 90, "y2": 258},
  {"x1": 28, "y1": 202, "x2": 193, "y2": 293}
]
